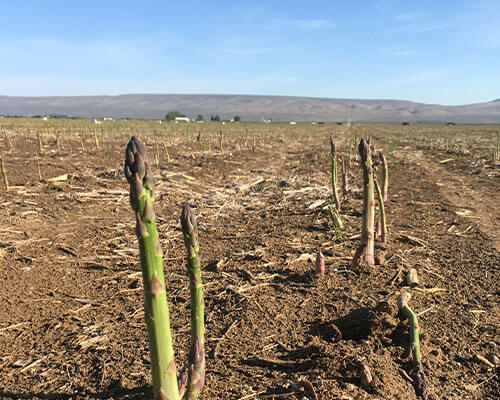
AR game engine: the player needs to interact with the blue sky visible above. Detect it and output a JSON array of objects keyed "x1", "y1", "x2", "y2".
[{"x1": 1, "y1": 0, "x2": 499, "y2": 104}]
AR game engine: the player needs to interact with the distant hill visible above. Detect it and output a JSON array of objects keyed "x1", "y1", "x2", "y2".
[{"x1": 0, "y1": 94, "x2": 499, "y2": 123}]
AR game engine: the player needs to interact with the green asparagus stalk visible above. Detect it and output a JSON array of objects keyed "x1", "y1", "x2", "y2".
[
  {"x1": 56, "y1": 131, "x2": 61, "y2": 152},
  {"x1": 398, "y1": 293, "x2": 429, "y2": 400},
  {"x1": 93, "y1": 130, "x2": 99, "y2": 150},
  {"x1": 124, "y1": 137, "x2": 180, "y2": 400},
  {"x1": 79, "y1": 132, "x2": 85, "y2": 152},
  {"x1": 179, "y1": 203, "x2": 205, "y2": 400},
  {"x1": 329, "y1": 137, "x2": 341, "y2": 210},
  {"x1": 327, "y1": 202, "x2": 344, "y2": 241},
  {"x1": 161, "y1": 140, "x2": 171, "y2": 162},
  {"x1": 37, "y1": 131, "x2": 43, "y2": 153},
  {"x1": 0, "y1": 155, "x2": 9, "y2": 190},
  {"x1": 379, "y1": 151, "x2": 388, "y2": 202},
  {"x1": 374, "y1": 176, "x2": 387, "y2": 244},
  {"x1": 352, "y1": 139, "x2": 375, "y2": 268},
  {"x1": 155, "y1": 139, "x2": 160, "y2": 166},
  {"x1": 341, "y1": 154, "x2": 348, "y2": 198},
  {"x1": 4, "y1": 130, "x2": 13, "y2": 150}
]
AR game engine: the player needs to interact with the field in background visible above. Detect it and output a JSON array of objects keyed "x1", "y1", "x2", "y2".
[{"x1": 0, "y1": 119, "x2": 498, "y2": 399}]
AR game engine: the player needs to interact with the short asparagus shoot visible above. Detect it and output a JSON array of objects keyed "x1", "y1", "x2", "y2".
[
  {"x1": 398, "y1": 293, "x2": 429, "y2": 400},
  {"x1": 315, "y1": 249, "x2": 325, "y2": 276}
]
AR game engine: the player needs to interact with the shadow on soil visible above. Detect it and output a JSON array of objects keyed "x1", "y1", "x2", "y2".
[{"x1": 0, "y1": 381, "x2": 151, "y2": 400}]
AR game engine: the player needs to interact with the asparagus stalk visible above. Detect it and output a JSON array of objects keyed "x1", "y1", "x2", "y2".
[
  {"x1": 398, "y1": 293, "x2": 429, "y2": 400},
  {"x1": 4, "y1": 130, "x2": 13, "y2": 150},
  {"x1": 315, "y1": 248, "x2": 325, "y2": 276},
  {"x1": 0, "y1": 155, "x2": 9, "y2": 190},
  {"x1": 93, "y1": 130, "x2": 99, "y2": 150},
  {"x1": 37, "y1": 131, "x2": 43, "y2": 153},
  {"x1": 352, "y1": 139, "x2": 375, "y2": 268},
  {"x1": 124, "y1": 136, "x2": 180, "y2": 400},
  {"x1": 373, "y1": 176, "x2": 387, "y2": 244},
  {"x1": 329, "y1": 137, "x2": 341, "y2": 210},
  {"x1": 180, "y1": 204, "x2": 205, "y2": 400},
  {"x1": 379, "y1": 151, "x2": 388, "y2": 202},
  {"x1": 161, "y1": 140, "x2": 171, "y2": 162},
  {"x1": 56, "y1": 131, "x2": 61, "y2": 152},
  {"x1": 79, "y1": 132, "x2": 85, "y2": 152},
  {"x1": 327, "y1": 202, "x2": 344, "y2": 241},
  {"x1": 341, "y1": 154, "x2": 349, "y2": 198}
]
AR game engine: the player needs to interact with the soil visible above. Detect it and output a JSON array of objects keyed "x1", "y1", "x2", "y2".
[{"x1": 0, "y1": 122, "x2": 498, "y2": 400}]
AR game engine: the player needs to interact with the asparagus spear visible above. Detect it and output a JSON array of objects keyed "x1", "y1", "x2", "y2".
[
  {"x1": 37, "y1": 131, "x2": 43, "y2": 153},
  {"x1": 398, "y1": 293, "x2": 429, "y2": 400},
  {"x1": 374, "y1": 176, "x2": 387, "y2": 244},
  {"x1": 379, "y1": 151, "x2": 388, "y2": 202},
  {"x1": 352, "y1": 139, "x2": 375, "y2": 268},
  {"x1": 180, "y1": 203, "x2": 205, "y2": 400},
  {"x1": 341, "y1": 154, "x2": 349, "y2": 198},
  {"x1": 124, "y1": 136, "x2": 180, "y2": 400},
  {"x1": 315, "y1": 248, "x2": 325, "y2": 276},
  {"x1": 329, "y1": 137, "x2": 341, "y2": 210},
  {"x1": 0, "y1": 155, "x2": 9, "y2": 190}
]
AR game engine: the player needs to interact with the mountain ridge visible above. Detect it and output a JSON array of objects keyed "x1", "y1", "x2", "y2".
[{"x1": 0, "y1": 94, "x2": 499, "y2": 123}]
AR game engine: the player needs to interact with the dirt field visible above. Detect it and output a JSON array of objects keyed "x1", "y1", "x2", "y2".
[{"x1": 0, "y1": 120, "x2": 498, "y2": 400}]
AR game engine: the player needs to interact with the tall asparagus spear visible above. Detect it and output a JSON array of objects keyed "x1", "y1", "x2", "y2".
[
  {"x1": 329, "y1": 137, "x2": 341, "y2": 210},
  {"x1": 180, "y1": 204, "x2": 205, "y2": 400},
  {"x1": 379, "y1": 151, "x2": 388, "y2": 202},
  {"x1": 352, "y1": 139, "x2": 375, "y2": 268},
  {"x1": 398, "y1": 293, "x2": 429, "y2": 400},
  {"x1": 374, "y1": 176, "x2": 387, "y2": 244},
  {"x1": 341, "y1": 154, "x2": 349, "y2": 198},
  {"x1": 124, "y1": 137, "x2": 180, "y2": 400}
]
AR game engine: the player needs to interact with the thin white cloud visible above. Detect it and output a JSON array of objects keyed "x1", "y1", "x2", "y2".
[
  {"x1": 394, "y1": 11, "x2": 424, "y2": 21},
  {"x1": 218, "y1": 47, "x2": 275, "y2": 57},
  {"x1": 275, "y1": 18, "x2": 335, "y2": 31},
  {"x1": 389, "y1": 22, "x2": 451, "y2": 34},
  {"x1": 380, "y1": 47, "x2": 416, "y2": 56}
]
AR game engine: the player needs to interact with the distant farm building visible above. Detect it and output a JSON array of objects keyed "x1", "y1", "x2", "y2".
[
  {"x1": 289, "y1": 121, "x2": 297, "y2": 125},
  {"x1": 175, "y1": 117, "x2": 190, "y2": 123}
]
